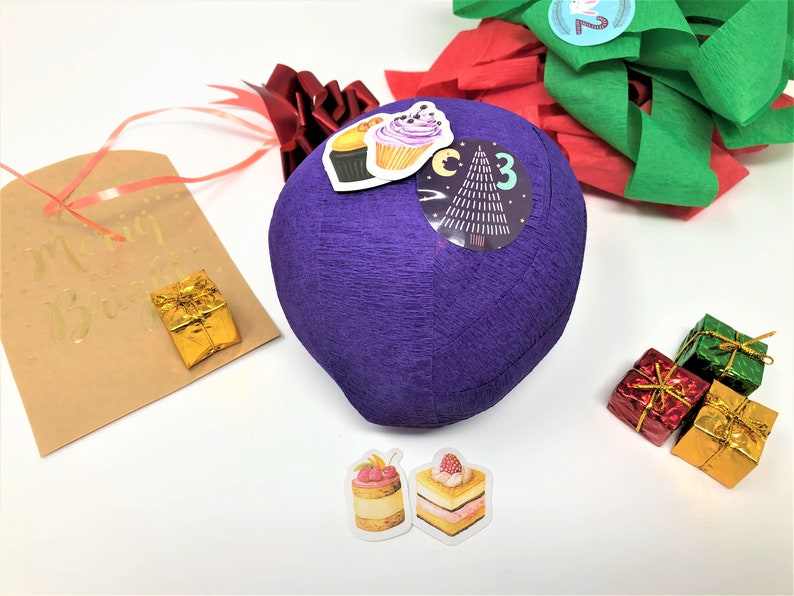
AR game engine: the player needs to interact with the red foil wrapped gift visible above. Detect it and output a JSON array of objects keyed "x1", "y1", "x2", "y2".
[{"x1": 608, "y1": 348, "x2": 710, "y2": 446}]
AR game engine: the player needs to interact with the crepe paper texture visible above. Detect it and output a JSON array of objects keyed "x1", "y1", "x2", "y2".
[
  {"x1": 345, "y1": 449, "x2": 412, "y2": 542},
  {"x1": 608, "y1": 348, "x2": 710, "y2": 446},
  {"x1": 385, "y1": 4, "x2": 793, "y2": 212},
  {"x1": 671, "y1": 380, "x2": 778, "y2": 488},
  {"x1": 213, "y1": 63, "x2": 379, "y2": 181},
  {"x1": 675, "y1": 313, "x2": 775, "y2": 397},
  {"x1": 0, "y1": 151, "x2": 280, "y2": 455},
  {"x1": 151, "y1": 270, "x2": 241, "y2": 368},
  {"x1": 269, "y1": 98, "x2": 586, "y2": 428},
  {"x1": 411, "y1": 449, "x2": 493, "y2": 546}
]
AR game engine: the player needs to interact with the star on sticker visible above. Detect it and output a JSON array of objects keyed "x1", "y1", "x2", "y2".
[
  {"x1": 492, "y1": 141, "x2": 497, "y2": 146},
  {"x1": 521, "y1": 194, "x2": 526, "y2": 198},
  {"x1": 426, "y1": 175, "x2": 432, "y2": 180},
  {"x1": 445, "y1": 185, "x2": 450, "y2": 190},
  {"x1": 520, "y1": 218, "x2": 526, "y2": 223},
  {"x1": 459, "y1": 141, "x2": 466, "y2": 146},
  {"x1": 458, "y1": 162, "x2": 464, "y2": 167},
  {"x1": 433, "y1": 212, "x2": 438, "y2": 218},
  {"x1": 508, "y1": 200, "x2": 513, "y2": 204}
]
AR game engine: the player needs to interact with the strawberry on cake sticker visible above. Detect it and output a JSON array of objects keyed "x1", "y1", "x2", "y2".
[
  {"x1": 345, "y1": 448, "x2": 412, "y2": 541},
  {"x1": 410, "y1": 448, "x2": 493, "y2": 546}
]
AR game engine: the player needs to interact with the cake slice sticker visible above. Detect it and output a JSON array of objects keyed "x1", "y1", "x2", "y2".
[
  {"x1": 410, "y1": 449, "x2": 493, "y2": 545},
  {"x1": 322, "y1": 101, "x2": 454, "y2": 192},
  {"x1": 345, "y1": 448, "x2": 412, "y2": 541}
]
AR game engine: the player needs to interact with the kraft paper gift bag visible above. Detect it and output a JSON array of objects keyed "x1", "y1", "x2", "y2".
[{"x1": 0, "y1": 150, "x2": 279, "y2": 455}]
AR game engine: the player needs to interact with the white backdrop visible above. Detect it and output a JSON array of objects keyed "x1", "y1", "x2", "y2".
[{"x1": 1, "y1": 1, "x2": 792, "y2": 594}]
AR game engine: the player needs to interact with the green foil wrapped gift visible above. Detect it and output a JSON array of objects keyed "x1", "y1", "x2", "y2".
[{"x1": 675, "y1": 314, "x2": 775, "y2": 396}]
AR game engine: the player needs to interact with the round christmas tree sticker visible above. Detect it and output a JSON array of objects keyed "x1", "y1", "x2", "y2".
[{"x1": 417, "y1": 139, "x2": 533, "y2": 251}]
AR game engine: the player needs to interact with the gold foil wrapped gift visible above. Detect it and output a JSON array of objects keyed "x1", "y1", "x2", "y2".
[
  {"x1": 671, "y1": 380, "x2": 777, "y2": 488},
  {"x1": 151, "y1": 270, "x2": 241, "y2": 368}
]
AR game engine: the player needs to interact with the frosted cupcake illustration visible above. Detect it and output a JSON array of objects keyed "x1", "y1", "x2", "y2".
[
  {"x1": 327, "y1": 116, "x2": 384, "y2": 183},
  {"x1": 365, "y1": 101, "x2": 453, "y2": 180}
]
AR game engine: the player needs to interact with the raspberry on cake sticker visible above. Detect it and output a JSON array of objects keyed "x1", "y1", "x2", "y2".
[
  {"x1": 410, "y1": 448, "x2": 493, "y2": 546},
  {"x1": 345, "y1": 448, "x2": 412, "y2": 541}
]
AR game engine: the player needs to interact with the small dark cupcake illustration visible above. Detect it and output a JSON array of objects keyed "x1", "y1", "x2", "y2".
[{"x1": 328, "y1": 116, "x2": 383, "y2": 182}]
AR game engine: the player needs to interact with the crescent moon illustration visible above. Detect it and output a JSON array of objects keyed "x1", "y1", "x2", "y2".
[{"x1": 431, "y1": 148, "x2": 461, "y2": 177}]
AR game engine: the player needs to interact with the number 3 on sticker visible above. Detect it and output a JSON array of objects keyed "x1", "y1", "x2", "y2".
[{"x1": 495, "y1": 152, "x2": 517, "y2": 191}]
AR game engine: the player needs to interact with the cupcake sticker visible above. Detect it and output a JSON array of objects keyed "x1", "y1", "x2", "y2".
[
  {"x1": 365, "y1": 101, "x2": 453, "y2": 181},
  {"x1": 323, "y1": 115, "x2": 389, "y2": 192},
  {"x1": 322, "y1": 101, "x2": 454, "y2": 192}
]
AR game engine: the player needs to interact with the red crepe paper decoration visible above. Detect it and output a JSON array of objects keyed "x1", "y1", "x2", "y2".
[
  {"x1": 214, "y1": 64, "x2": 380, "y2": 180},
  {"x1": 385, "y1": 18, "x2": 788, "y2": 218}
]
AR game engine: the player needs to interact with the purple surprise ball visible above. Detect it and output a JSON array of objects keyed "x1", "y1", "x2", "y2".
[{"x1": 269, "y1": 98, "x2": 586, "y2": 428}]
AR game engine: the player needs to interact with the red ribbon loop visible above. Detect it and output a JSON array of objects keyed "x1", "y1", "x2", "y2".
[{"x1": 1, "y1": 106, "x2": 276, "y2": 242}]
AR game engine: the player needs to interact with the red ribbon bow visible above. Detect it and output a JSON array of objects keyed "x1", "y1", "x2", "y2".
[{"x1": 214, "y1": 63, "x2": 380, "y2": 180}]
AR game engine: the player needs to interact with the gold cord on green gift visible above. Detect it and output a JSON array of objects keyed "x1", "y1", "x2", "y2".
[
  {"x1": 631, "y1": 362, "x2": 691, "y2": 432},
  {"x1": 675, "y1": 329, "x2": 776, "y2": 379}
]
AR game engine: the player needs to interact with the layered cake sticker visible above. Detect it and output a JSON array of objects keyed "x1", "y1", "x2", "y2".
[
  {"x1": 345, "y1": 449, "x2": 412, "y2": 541},
  {"x1": 411, "y1": 449, "x2": 492, "y2": 545},
  {"x1": 548, "y1": 0, "x2": 635, "y2": 46},
  {"x1": 323, "y1": 101, "x2": 453, "y2": 192},
  {"x1": 417, "y1": 139, "x2": 533, "y2": 251}
]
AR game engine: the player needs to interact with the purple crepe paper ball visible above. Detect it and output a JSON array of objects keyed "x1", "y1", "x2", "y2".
[{"x1": 269, "y1": 98, "x2": 586, "y2": 428}]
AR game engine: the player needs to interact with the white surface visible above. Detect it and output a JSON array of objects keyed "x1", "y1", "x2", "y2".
[{"x1": 1, "y1": 1, "x2": 792, "y2": 594}]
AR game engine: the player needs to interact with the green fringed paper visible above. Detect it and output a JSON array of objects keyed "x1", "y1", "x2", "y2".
[
  {"x1": 675, "y1": 314, "x2": 775, "y2": 397},
  {"x1": 453, "y1": 0, "x2": 794, "y2": 207}
]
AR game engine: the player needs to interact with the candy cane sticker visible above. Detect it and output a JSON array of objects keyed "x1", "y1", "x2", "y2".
[{"x1": 549, "y1": 0, "x2": 635, "y2": 46}]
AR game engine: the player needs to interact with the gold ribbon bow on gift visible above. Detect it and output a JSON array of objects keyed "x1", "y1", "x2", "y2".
[
  {"x1": 698, "y1": 395, "x2": 772, "y2": 469},
  {"x1": 631, "y1": 362, "x2": 692, "y2": 432},
  {"x1": 676, "y1": 329, "x2": 776, "y2": 378},
  {"x1": 152, "y1": 275, "x2": 220, "y2": 350}
]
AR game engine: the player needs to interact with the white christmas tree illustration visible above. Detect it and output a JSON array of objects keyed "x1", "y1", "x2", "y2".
[{"x1": 439, "y1": 145, "x2": 509, "y2": 248}]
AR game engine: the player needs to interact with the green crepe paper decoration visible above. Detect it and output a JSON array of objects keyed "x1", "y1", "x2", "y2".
[
  {"x1": 687, "y1": 0, "x2": 789, "y2": 126},
  {"x1": 716, "y1": 99, "x2": 794, "y2": 148},
  {"x1": 453, "y1": 0, "x2": 793, "y2": 207},
  {"x1": 545, "y1": 52, "x2": 717, "y2": 205}
]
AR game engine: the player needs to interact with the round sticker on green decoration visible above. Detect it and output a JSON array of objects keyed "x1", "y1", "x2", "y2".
[{"x1": 548, "y1": 0, "x2": 635, "y2": 46}]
